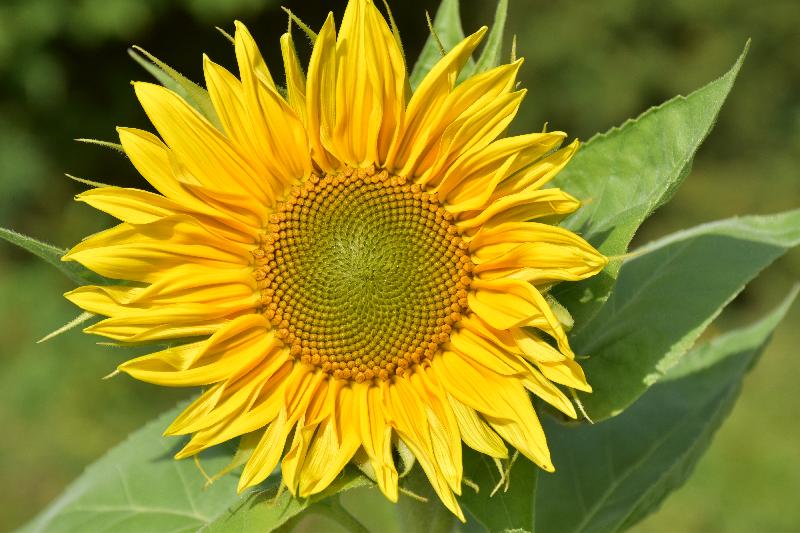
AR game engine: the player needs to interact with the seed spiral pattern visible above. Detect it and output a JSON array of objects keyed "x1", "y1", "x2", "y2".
[{"x1": 253, "y1": 165, "x2": 472, "y2": 382}]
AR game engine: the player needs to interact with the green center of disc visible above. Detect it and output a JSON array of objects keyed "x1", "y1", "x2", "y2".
[{"x1": 254, "y1": 166, "x2": 472, "y2": 382}]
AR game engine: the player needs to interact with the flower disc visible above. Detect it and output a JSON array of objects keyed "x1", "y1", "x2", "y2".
[{"x1": 256, "y1": 166, "x2": 472, "y2": 382}]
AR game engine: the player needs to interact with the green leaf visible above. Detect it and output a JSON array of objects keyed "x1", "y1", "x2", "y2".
[
  {"x1": 21, "y1": 402, "x2": 243, "y2": 532},
  {"x1": 0, "y1": 227, "x2": 106, "y2": 285},
  {"x1": 409, "y1": 0, "x2": 472, "y2": 90},
  {"x1": 553, "y1": 43, "x2": 749, "y2": 326},
  {"x1": 128, "y1": 47, "x2": 222, "y2": 130},
  {"x1": 572, "y1": 209, "x2": 800, "y2": 420},
  {"x1": 23, "y1": 396, "x2": 369, "y2": 533},
  {"x1": 460, "y1": 448, "x2": 537, "y2": 532},
  {"x1": 204, "y1": 467, "x2": 369, "y2": 532},
  {"x1": 535, "y1": 287, "x2": 798, "y2": 533},
  {"x1": 462, "y1": 0, "x2": 508, "y2": 78}
]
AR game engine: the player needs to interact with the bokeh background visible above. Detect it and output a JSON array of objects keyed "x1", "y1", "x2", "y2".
[{"x1": 1, "y1": 0, "x2": 798, "y2": 531}]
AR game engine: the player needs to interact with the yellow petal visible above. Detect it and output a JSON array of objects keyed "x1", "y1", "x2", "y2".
[
  {"x1": 86, "y1": 320, "x2": 223, "y2": 343},
  {"x1": 418, "y1": 88, "x2": 526, "y2": 188},
  {"x1": 134, "y1": 82, "x2": 274, "y2": 214},
  {"x1": 447, "y1": 327, "x2": 525, "y2": 376},
  {"x1": 76, "y1": 187, "x2": 177, "y2": 224},
  {"x1": 281, "y1": 415, "x2": 318, "y2": 495},
  {"x1": 431, "y1": 351, "x2": 508, "y2": 419},
  {"x1": 521, "y1": 365, "x2": 578, "y2": 419},
  {"x1": 117, "y1": 127, "x2": 187, "y2": 202},
  {"x1": 386, "y1": 27, "x2": 487, "y2": 174},
  {"x1": 305, "y1": 13, "x2": 339, "y2": 172},
  {"x1": 468, "y1": 278, "x2": 570, "y2": 353},
  {"x1": 117, "y1": 315, "x2": 277, "y2": 387},
  {"x1": 180, "y1": 363, "x2": 294, "y2": 451},
  {"x1": 512, "y1": 327, "x2": 572, "y2": 362},
  {"x1": 238, "y1": 407, "x2": 290, "y2": 492},
  {"x1": 460, "y1": 313, "x2": 521, "y2": 354},
  {"x1": 382, "y1": 379, "x2": 465, "y2": 521},
  {"x1": 233, "y1": 22, "x2": 312, "y2": 187},
  {"x1": 284, "y1": 367, "x2": 328, "y2": 427},
  {"x1": 174, "y1": 359, "x2": 293, "y2": 453},
  {"x1": 203, "y1": 55, "x2": 282, "y2": 200},
  {"x1": 537, "y1": 358, "x2": 592, "y2": 392},
  {"x1": 486, "y1": 409, "x2": 553, "y2": 472},
  {"x1": 355, "y1": 383, "x2": 398, "y2": 501},
  {"x1": 298, "y1": 387, "x2": 361, "y2": 497},
  {"x1": 331, "y1": 0, "x2": 406, "y2": 166},
  {"x1": 494, "y1": 139, "x2": 580, "y2": 199},
  {"x1": 62, "y1": 215, "x2": 249, "y2": 283},
  {"x1": 437, "y1": 132, "x2": 566, "y2": 202},
  {"x1": 431, "y1": 352, "x2": 553, "y2": 470},
  {"x1": 66, "y1": 266, "x2": 256, "y2": 316},
  {"x1": 447, "y1": 394, "x2": 507, "y2": 459},
  {"x1": 472, "y1": 224, "x2": 607, "y2": 283},
  {"x1": 410, "y1": 371, "x2": 463, "y2": 493},
  {"x1": 233, "y1": 20, "x2": 275, "y2": 90},
  {"x1": 116, "y1": 128, "x2": 262, "y2": 237},
  {"x1": 457, "y1": 187, "x2": 580, "y2": 233},
  {"x1": 280, "y1": 31, "x2": 307, "y2": 122}
]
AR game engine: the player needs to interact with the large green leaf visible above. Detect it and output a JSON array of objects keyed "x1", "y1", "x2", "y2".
[
  {"x1": 22, "y1": 398, "x2": 369, "y2": 533},
  {"x1": 409, "y1": 0, "x2": 471, "y2": 90},
  {"x1": 534, "y1": 287, "x2": 798, "y2": 533},
  {"x1": 22, "y1": 402, "x2": 244, "y2": 532},
  {"x1": 573, "y1": 209, "x2": 800, "y2": 420},
  {"x1": 0, "y1": 227, "x2": 106, "y2": 285},
  {"x1": 553, "y1": 43, "x2": 749, "y2": 326}
]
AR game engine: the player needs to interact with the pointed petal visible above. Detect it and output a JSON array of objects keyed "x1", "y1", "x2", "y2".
[
  {"x1": 457, "y1": 188, "x2": 580, "y2": 232},
  {"x1": 298, "y1": 386, "x2": 361, "y2": 497},
  {"x1": 471, "y1": 221, "x2": 607, "y2": 283},
  {"x1": 468, "y1": 278, "x2": 572, "y2": 357},
  {"x1": 232, "y1": 22, "x2": 312, "y2": 187},
  {"x1": 447, "y1": 327, "x2": 526, "y2": 376},
  {"x1": 382, "y1": 379, "x2": 465, "y2": 521},
  {"x1": 62, "y1": 215, "x2": 249, "y2": 283},
  {"x1": 494, "y1": 139, "x2": 580, "y2": 199},
  {"x1": 385, "y1": 28, "x2": 488, "y2": 173},
  {"x1": 431, "y1": 352, "x2": 553, "y2": 471},
  {"x1": 134, "y1": 82, "x2": 274, "y2": 214},
  {"x1": 417, "y1": 88, "x2": 526, "y2": 187},
  {"x1": 411, "y1": 370, "x2": 463, "y2": 493},
  {"x1": 116, "y1": 128, "x2": 263, "y2": 235},
  {"x1": 238, "y1": 408, "x2": 290, "y2": 492},
  {"x1": 280, "y1": 31, "x2": 307, "y2": 122},
  {"x1": 355, "y1": 383, "x2": 398, "y2": 501},
  {"x1": 306, "y1": 14, "x2": 339, "y2": 172},
  {"x1": 117, "y1": 315, "x2": 277, "y2": 386},
  {"x1": 447, "y1": 394, "x2": 507, "y2": 458},
  {"x1": 521, "y1": 365, "x2": 577, "y2": 419},
  {"x1": 330, "y1": 0, "x2": 406, "y2": 166},
  {"x1": 436, "y1": 132, "x2": 566, "y2": 202}
]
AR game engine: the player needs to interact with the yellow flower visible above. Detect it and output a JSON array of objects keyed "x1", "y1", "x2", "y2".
[{"x1": 63, "y1": 0, "x2": 606, "y2": 520}]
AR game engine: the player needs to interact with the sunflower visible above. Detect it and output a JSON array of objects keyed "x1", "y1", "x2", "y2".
[{"x1": 63, "y1": 0, "x2": 606, "y2": 520}]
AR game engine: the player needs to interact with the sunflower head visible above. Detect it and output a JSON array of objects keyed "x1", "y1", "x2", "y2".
[{"x1": 63, "y1": 0, "x2": 606, "y2": 520}]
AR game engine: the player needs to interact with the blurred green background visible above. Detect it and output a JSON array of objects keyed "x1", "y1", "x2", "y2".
[{"x1": 0, "y1": 0, "x2": 797, "y2": 531}]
